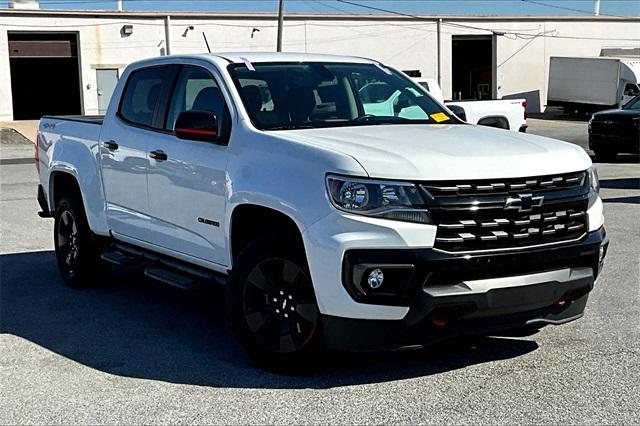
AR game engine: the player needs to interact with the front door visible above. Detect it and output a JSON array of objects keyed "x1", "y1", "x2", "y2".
[
  {"x1": 96, "y1": 68, "x2": 119, "y2": 114},
  {"x1": 100, "y1": 64, "x2": 177, "y2": 240},
  {"x1": 146, "y1": 65, "x2": 230, "y2": 267}
]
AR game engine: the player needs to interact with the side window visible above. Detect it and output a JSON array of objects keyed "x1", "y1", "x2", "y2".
[
  {"x1": 624, "y1": 83, "x2": 639, "y2": 97},
  {"x1": 165, "y1": 66, "x2": 228, "y2": 134},
  {"x1": 119, "y1": 66, "x2": 173, "y2": 128}
]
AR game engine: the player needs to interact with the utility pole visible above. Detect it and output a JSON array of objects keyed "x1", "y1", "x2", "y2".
[
  {"x1": 594, "y1": 0, "x2": 600, "y2": 15},
  {"x1": 116, "y1": 0, "x2": 123, "y2": 11},
  {"x1": 437, "y1": 18, "x2": 442, "y2": 89},
  {"x1": 276, "y1": 0, "x2": 285, "y2": 52},
  {"x1": 164, "y1": 15, "x2": 172, "y2": 55}
]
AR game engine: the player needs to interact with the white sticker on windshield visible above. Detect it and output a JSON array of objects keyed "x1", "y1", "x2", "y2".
[
  {"x1": 374, "y1": 62, "x2": 392, "y2": 75},
  {"x1": 239, "y1": 57, "x2": 255, "y2": 71}
]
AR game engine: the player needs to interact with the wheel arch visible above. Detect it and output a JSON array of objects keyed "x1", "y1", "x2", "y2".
[
  {"x1": 49, "y1": 171, "x2": 83, "y2": 210},
  {"x1": 48, "y1": 167, "x2": 109, "y2": 236},
  {"x1": 229, "y1": 203, "x2": 305, "y2": 264},
  {"x1": 477, "y1": 115, "x2": 510, "y2": 130}
]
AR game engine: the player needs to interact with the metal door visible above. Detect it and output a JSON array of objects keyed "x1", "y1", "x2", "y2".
[{"x1": 96, "y1": 68, "x2": 119, "y2": 114}]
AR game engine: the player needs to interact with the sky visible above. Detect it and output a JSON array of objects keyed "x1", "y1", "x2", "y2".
[{"x1": 2, "y1": 0, "x2": 639, "y2": 16}]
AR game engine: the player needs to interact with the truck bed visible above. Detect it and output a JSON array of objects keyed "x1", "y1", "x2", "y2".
[{"x1": 41, "y1": 115, "x2": 104, "y2": 125}]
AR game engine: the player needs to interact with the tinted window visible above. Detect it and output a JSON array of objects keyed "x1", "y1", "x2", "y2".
[
  {"x1": 228, "y1": 62, "x2": 453, "y2": 130},
  {"x1": 119, "y1": 66, "x2": 173, "y2": 128},
  {"x1": 624, "y1": 83, "x2": 639, "y2": 97},
  {"x1": 165, "y1": 66, "x2": 228, "y2": 134},
  {"x1": 623, "y1": 95, "x2": 640, "y2": 110}
]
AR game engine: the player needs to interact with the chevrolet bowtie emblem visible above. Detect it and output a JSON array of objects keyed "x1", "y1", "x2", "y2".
[{"x1": 504, "y1": 193, "x2": 544, "y2": 212}]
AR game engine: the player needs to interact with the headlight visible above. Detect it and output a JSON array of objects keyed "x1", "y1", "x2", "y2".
[
  {"x1": 588, "y1": 166, "x2": 600, "y2": 193},
  {"x1": 326, "y1": 176, "x2": 431, "y2": 224}
]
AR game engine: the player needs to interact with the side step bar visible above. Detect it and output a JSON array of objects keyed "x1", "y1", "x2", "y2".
[{"x1": 101, "y1": 242, "x2": 228, "y2": 290}]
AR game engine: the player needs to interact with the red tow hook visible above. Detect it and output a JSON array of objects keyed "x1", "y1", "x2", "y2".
[{"x1": 430, "y1": 317, "x2": 448, "y2": 327}]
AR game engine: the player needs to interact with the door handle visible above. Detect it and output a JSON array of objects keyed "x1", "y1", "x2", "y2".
[
  {"x1": 103, "y1": 140, "x2": 119, "y2": 151},
  {"x1": 149, "y1": 150, "x2": 168, "y2": 161}
]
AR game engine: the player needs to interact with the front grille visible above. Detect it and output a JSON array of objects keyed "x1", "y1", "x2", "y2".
[
  {"x1": 422, "y1": 171, "x2": 590, "y2": 252},
  {"x1": 591, "y1": 121, "x2": 636, "y2": 137}
]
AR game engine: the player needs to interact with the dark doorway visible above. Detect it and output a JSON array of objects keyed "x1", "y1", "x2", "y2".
[
  {"x1": 8, "y1": 32, "x2": 82, "y2": 120},
  {"x1": 452, "y1": 35, "x2": 493, "y2": 100}
]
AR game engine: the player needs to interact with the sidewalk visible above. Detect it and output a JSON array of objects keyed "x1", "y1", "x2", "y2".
[
  {"x1": 0, "y1": 120, "x2": 39, "y2": 143},
  {"x1": 0, "y1": 125, "x2": 36, "y2": 165}
]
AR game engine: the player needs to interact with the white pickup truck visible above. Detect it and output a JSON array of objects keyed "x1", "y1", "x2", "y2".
[
  {"x1": 37, "y1": 52, "x2": 607, "y2": 370},
  {"x1": 412, "y1": 77, "x2": 528, "y2": 132}
]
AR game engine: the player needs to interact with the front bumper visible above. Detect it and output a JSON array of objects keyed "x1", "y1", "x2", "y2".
[
  {"x1": 589, "y1": 132, "x2": 640, "y2": 154},
  {"x1": 321, "y1": 227, "x2": 608, "y2": 351}
]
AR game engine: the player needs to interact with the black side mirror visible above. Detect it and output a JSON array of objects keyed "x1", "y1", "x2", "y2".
[
  {"x1": 447, "y1": 104, "x2": 467, "y2": 122},
  {"x1": 175, "y1": 110, "x2": 218, "y2": 142}
]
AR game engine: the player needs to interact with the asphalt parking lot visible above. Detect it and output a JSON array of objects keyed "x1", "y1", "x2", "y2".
[{"x1": 1, "y1": 119, "x2": 639, "y2": 424}]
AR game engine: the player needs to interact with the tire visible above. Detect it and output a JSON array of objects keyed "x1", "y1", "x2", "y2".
[
  {"x1": 593, "y1": 147, "x2": 617, "y2": 163},
  {"x1": 54, "y1": 194, "x2": 110, "y2": 288},
  {"x1": 227, "y1": 233, "x2": 323, "y2": 371}
]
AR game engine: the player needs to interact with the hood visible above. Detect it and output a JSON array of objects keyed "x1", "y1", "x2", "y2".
[
  {"x1": 273, "y1": 124, "x2": 591, "y2": 180},
  {"x1": 592, "y1": 108, "x2": 640, "y2": 120}
]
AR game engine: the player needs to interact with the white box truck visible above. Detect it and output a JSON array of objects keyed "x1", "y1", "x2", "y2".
[{"x1": 547, "y1": 56, "x2": 640, "y2": 116}]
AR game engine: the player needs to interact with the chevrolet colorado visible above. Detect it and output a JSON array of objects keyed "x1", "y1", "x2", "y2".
[{"x1": 36, "y1": 52, "x2": 608, "y2": 369}]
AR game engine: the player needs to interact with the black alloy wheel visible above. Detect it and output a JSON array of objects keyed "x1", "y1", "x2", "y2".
[
  {"x1": 54, "y1": 195, "x2": 110, "y2": 288},
  {"x1": 56, "y1": 209, "x2": 81, "y2": 280},
  {"x1": 243, "y1": 258, "x2": 320, "y2": 354},
  {"x1": 228, "y1": 234, "x2": 323, "y2": 370}
]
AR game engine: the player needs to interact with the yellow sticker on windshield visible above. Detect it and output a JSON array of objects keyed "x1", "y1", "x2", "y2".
[{"x1": 430, "y1": 112, "x2": 449, "y2": 123}]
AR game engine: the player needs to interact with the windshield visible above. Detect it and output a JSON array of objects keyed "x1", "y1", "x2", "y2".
[
  {"x1": 228, "y1": 62, "x2": 456, "y2": 130},
  {"x1": 623, "y1": 94, "x2": 640, "y2": 110}
]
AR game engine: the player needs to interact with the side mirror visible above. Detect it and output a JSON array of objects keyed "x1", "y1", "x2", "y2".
[
  {"x1": 448, "y1": 104, "x2": 467, "y2": 122},
  {"x1": 175, "y1": 110, "x2": 218, "y2": 142}
]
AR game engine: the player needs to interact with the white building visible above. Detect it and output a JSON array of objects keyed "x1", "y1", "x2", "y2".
[{"x1": 0, "y1": 8, "x2": 638, "y2": 120}]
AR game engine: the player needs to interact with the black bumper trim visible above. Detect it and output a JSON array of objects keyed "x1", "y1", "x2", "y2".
[
  {"x1": 37, "y1": 184, "x2": 52, "y2": 218},
  {"x1": 342, "y1": 228, "x2": 607, "y2": 306},
  {"x1": 322, "y1": 291, "x2": 590, "y2": 352}
]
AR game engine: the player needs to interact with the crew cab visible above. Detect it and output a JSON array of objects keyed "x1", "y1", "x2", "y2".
[
  {"x1": 36, "y1": 52, "x2": 607, "y2": 370},
  {"x1": 412, "y1": 77, "x2": 528, "y2": 132}
]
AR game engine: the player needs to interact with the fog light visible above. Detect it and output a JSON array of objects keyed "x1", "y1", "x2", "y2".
[
  {"x1": 367, "y1": 268, "x2": 384, "y2": 289},
  {"x1": 599, "y1": 246, "x2": 605, "y2": 263}
]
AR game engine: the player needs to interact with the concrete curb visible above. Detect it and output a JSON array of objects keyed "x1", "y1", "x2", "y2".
[{"x1": 0, "y1": 158, "x2": 33, "y2": 165}]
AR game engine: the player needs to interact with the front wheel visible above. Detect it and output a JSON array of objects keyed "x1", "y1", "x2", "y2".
[{"x1": 227, "y1": 234, "x2": 322, "y2": 371}]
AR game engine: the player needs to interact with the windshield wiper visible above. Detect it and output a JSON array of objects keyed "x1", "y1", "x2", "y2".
[{"x1": 264, "y1": 124, "x2": 317, "y2": 130}]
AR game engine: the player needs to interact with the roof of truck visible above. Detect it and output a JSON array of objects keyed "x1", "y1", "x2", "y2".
[{"x1": 208, "y1": 51, "x2": 376, "y2": 64}]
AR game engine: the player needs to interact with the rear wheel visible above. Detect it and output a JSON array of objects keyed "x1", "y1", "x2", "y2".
[
  {"x1": 228, "y1": 234, "x2": 322, "y2": 371},
  {"x1": 54, "y1": 195, "x2": 110, "y2": 288}
]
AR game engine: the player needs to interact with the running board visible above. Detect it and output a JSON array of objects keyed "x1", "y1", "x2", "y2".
[
  {"x1": 101, "y1": 250, "x2": 139, "y2": 266},
  {"x1": 144, "y1": 266, "x2": 203, "y2": 290},
  {"x1": 101, "y1": 242, "x2": 228, "y2": 289}
]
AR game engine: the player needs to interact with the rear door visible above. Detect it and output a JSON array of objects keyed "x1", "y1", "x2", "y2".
[
  {"x1": 99, "y1": 64, "x2": 177, "y2": 241},
  {"x1": 145, "y1": 64, "x2": 231, "y2": 267}
]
